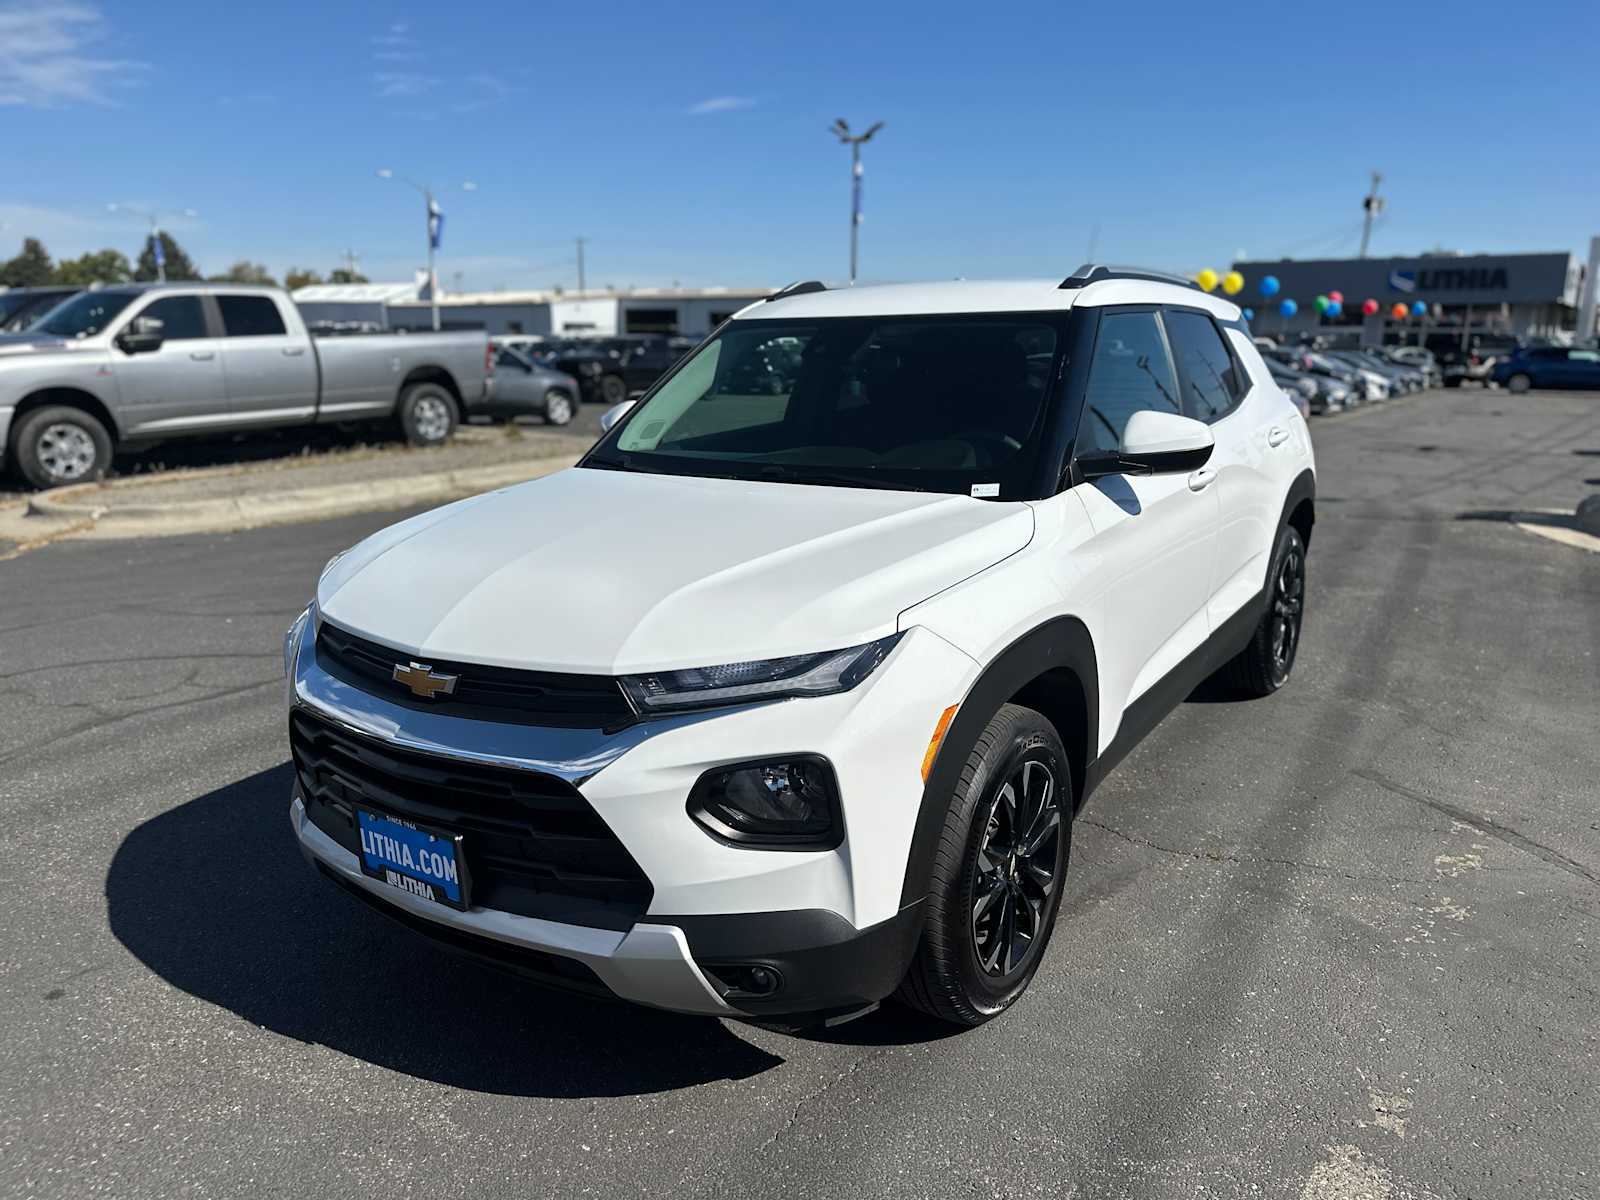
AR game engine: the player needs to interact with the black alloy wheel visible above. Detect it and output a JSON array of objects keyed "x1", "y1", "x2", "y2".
[
  {"x1": 970, "y1": 757, "x2": 1063, "y2": 978},
  {"x1": 1268, "y1": 534, "x2": 1306, "y2": 686}
]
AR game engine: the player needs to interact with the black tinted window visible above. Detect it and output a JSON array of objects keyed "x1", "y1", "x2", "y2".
[
  {"x1": 1164, "y1": 310, "x2": 1242, "y2": 422},
  {"x1": 139, "y1": 295, "x2": 208, "y2": 340},
  {"x1": 1078, "y1": 312, "x2": 1179, "y2": 452},
  {"x1": 33, "y1": 290, "x2": 137, "y2": 339},
  {"x1": 218, "y1": 294, "x2": 286, "y2": 337}
]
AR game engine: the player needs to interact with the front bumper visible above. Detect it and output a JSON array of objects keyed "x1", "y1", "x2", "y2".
[{"x1": 285, "y1": 611, "x2": 974, "y2": 1018}]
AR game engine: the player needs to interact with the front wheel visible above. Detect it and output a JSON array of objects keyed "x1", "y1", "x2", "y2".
[
  {"x1": 1505, "y1": 373, "x2": 1532, "y2": 395},
  {"x1": 11, "y1": 405, "x2": 114, "y2": 489},
  {"x1": 896, "y1": 704, "x2": 1071, "y2": 1027},
  {"x1": 598, "y1": 373, "x2": 628, "y2": 406},
  {"x1": 395, "y1": 382, "x2": 458, "y2": 447}
]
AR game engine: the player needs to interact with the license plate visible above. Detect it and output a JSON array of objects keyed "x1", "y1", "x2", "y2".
[{"x1": 356, "y1": 808, "x2": 469, "y2": 910}]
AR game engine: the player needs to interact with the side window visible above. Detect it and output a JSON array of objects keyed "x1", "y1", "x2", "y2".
[
  {"x1": 1163, "y1": 309, "x2": 1243, "y2": 423},
  {"x1": 217, "y1": 295, "x2": 287, "y2": 337},
  {"x1": 1077, "y1": 311, "x2": 1179, "y2": 453},
  {"x1": 137, "y1": 295, "x2": 209, "y2": 341}
]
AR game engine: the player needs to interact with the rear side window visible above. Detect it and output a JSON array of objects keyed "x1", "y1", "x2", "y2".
[
  {"x1": 218, "y1": 295, "x2": 288, "y2": 337},
  {"x1": 1077, "y1": 311, "x2": 1180, "y2": 453},
  {"x1": 139, "y1": 295, "x2": 209, "y2": 341},
  {"x1": 1163, "y1": 309, "x2": 1243, "y2": 422}
]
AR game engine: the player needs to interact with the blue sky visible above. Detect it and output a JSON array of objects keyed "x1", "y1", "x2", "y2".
[{"x1": 2, "y1": 0, "x2": 1594, "y2": 291}]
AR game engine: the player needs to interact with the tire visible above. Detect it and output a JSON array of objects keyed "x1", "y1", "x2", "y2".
[
  {"x1": 395, "y1": 382, "x2": 458, "y2": 447},
  {"x1": 1443, "y1": 376, "x2": 1462, "y2": 388},
  {"x1": 11, "y1": 405, "x2": 114, "y2": 489},
  {"x1": 1506, "y1": 373, "x2": 1532, "y2": 395},
  {"x1": 896, "y1": 703, "x2": 1071, "y2": 1027},
  {"x1": 598, "y1": 373, "x2": 628, "y2": 406},
  {"x1": 1219, "y1": 524, "x2": 1306, "y2": 698},
  {"x1": 542, "y1": 389, "x2": 575, "y2": 426}
]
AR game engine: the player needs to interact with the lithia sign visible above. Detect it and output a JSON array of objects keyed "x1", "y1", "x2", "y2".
[{"x1": 1388, "y1": 266, "x2": 1508, "y2": 293}]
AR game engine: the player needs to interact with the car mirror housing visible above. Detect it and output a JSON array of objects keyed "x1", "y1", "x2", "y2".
[
  {"x1": 1078, "y1": 410, "x2": 1215, "y2": 479},
  {"x1": 599, "y1": 399, "x2": 635, "y2": 432},
  {"x1": 116, "y1": 315, "x2": 166, "y2": 355}
]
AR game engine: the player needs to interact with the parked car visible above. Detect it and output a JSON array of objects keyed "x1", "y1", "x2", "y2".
[
  {"x1": 1326, "y1": 350, "x2": 1422, "y2": 394},
  {"x1": 1385, "y1": 345, "x2": 1441, "y2": 385},
  {"x1": 535, "y1": 339, "x2": 629, "y2": 405},
  {"x1": 488, "y1": 347, "x2": 580, "y2": 425},
  {"x1": 285, "y1": 265, "x2": 1316, "y2": 1029},
  {"x1": 0, "y1": 284, "x2": 492, "y2": 488},
  {"x1": 0, "y1": 286, "x2": 80, "y2": 333},
  {"x1": 1265, "y1": 358, "x2": 1346, "y2": 414},
  {"x1": 1492, "y1": 346, "x2": 1600, "y2": 393},
  {"x1": 1265, "y1": 347, "x2": 1375, "y2": 403},
  {"x1": 1437, "y1": 335, "x2": 1517, "y2": 388}
]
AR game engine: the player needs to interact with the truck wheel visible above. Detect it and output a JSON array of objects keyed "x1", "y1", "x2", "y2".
[
  {"x1": 895, "y1": 704, "x2": 1071, "y2": 1027},
  {"x1": 396, "y1": 383, "x2": 458, "y2": 447},
  {"x1": 542, "y1": 390, "x2": 575, "y2": 426},
  {"x1": 599, "y1": 374, "x2": 627, "y2": 406},
  {"x1": 12, "y1": 405, "x2": 113, "y2": 489}
]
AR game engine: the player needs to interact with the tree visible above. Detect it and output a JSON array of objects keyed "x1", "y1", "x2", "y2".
[
  {"x1": 209, "y1": 260, "x2": 278, "y2": 286},
  {"x1": 55, "y1": 249, "x2": 134, "y2": 286},
  {"x1": 328, "y1": 267, "x2": 370, "y2": 285},
  {"x1": 284, "y1": 268, "x2": 324, "y2": 291},
  {"x1": 133, "y1": 232, "x2": 200, "y2": 282},
  {"x1": 1, "y1": 237, "x2": 55, "y2": 287}
]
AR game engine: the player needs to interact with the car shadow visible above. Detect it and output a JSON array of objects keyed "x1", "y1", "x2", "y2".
[
  {"x1": 1456, "y1": 508, "x2": 1585, "y2": 532},
  {"x1": 105, "y1": 763, "x2": 784, "y2": 1098}
]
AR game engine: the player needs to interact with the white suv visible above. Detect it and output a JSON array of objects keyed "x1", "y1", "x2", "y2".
[{"x1": 285, "y1": 265, "x2": 1316, "y2": 1028}]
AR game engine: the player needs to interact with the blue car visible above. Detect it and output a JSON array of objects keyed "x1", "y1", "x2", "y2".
[{"x1": 1492, "y1": 346, "x2": 1600, "y2": 393}]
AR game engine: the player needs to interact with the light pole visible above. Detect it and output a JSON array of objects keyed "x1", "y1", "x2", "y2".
[
  {"x1": 376, "y1": 170, "x2": 477, "y2": 330},
  {"x1": 1358, "y1": 170, "x2": 1384, "y2": 259},
  {"x1": 107, "y1": 203, "x2": 197, "y2": 283},
  {"x1": 830, "y1": 118, "x2": 884, "y2": 285}
]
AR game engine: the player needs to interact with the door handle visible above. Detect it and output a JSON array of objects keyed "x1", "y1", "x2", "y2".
[
  {"x1": 189, "y1": 350, "x2": 215, "y2": 361},
  {"x1": 282, "y1": 346, "x2": 307, "y2": 356},
  {"x1": 1267, "y1": 425, "x2": 1290, "y2": 447},
  {"x1": 1187, "y1": 467, "x2": 1217, "y2": 492}
]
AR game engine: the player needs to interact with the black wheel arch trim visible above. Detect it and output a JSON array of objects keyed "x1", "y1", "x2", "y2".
[{"x1": 897, "y1": 616, "x2": 1099, "y2": 910}]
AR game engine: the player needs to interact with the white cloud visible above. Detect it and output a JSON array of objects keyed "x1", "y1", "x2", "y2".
[
  {"x1": 373, "y1": 71, "x2": 438, "y2": 98},
  {"x1": 0, "y1": 2, "x2": 146, "y2": 107},
  {"x1": 688, "y1": 95, "x2": 756, "y2": 115}
]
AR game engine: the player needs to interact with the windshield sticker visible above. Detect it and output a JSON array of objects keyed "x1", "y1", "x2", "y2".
[{"x1": 970, "y1": 483, "x2": 1000, "y2": 498}]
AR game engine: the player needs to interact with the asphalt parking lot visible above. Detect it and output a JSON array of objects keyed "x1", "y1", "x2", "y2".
[{"x1": 1, "y1": 388, "x2": 1596, "y2": 1199}]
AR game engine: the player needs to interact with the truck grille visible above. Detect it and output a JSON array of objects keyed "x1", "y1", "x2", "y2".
[
  {"x1": 291, "y1": 708, "x2": 652, "y2": 930},
  {"x1": 315, "y1": 620, "x2": 635, "y2": 729}
]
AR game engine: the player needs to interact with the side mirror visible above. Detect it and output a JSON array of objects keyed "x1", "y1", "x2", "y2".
[
  {"x1": 116, "y1": 316, "x2": 166, "y2": 355},
  {"x1": 1078, "y1": 410, "x2": 1214, "y2": 479},
  {"x1": 599, "y1": 399, "x2": 635, "y2": 433}
]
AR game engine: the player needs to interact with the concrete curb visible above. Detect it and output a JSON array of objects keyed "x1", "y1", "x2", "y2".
[{"x1": 23, "y1": 454, "x2": 581, "y2": 534}]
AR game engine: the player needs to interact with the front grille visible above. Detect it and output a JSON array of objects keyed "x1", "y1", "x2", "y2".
[
  {"x1": 291, "y1": 708, "x2": 652, "y2": 930},
  {"x1": 316, "y1": 620, "x2": 635, "y2": 729}
]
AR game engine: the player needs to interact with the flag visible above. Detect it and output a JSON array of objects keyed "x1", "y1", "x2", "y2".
[
  {"x1": 427, "y1": 199, "x2": 444, "y2": 250},
  {"x1": 152, "y1": 233, "x2": 165, "y2": 269}
]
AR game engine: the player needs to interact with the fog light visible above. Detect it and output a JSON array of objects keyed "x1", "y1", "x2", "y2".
[{"x1": 688, "y1": 756, "x2": 841, "y2": 850}]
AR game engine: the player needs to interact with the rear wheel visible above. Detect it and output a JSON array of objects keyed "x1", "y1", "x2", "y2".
[
  {"x1": 542, "y1": 389, "x2": 575, "y2": 426},
  {"x1": 1220, "y1": 524, "x2": 1306, "y2": 697},
  {"x1": 896, "y1": 704, "x2": 1070, "y2": 1027},
  {"x1": 1506, "y1": 373, "x2": 1532, "y2": 395},
  {"x1": 598, "y1": 373, "x2": 627, "y2": 406},
  {"x1": 11, "y1": 405, "x2": 113, "y2": 489},
  {"x1": 396, "y1": 382, "x2": 458, "y2": 447}
]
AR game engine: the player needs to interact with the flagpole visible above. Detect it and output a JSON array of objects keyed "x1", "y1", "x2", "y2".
[{"x1": 426, "y1": 187, "x2": 439, "y2": 332}]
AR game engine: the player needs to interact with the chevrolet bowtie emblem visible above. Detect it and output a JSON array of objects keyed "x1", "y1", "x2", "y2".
[{"x1": 392, "y1": 661, "x2": 458, "y2": 699}]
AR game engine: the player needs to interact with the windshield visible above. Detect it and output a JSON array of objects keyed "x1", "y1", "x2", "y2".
[
  {"x1": 586, "y1": 315, "x2": 1062, "y2": 498},
  {"x1": 32, "y1": 290, "x2": 139, "y2": 339}
]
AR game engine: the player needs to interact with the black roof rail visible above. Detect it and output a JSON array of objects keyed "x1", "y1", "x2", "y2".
[
  {"x1": 766, "y1": 280, "x2": 828, "y2": 302},
  {"x1": 1058, "y1": 263, "x2": 1198, "y2": 291}
]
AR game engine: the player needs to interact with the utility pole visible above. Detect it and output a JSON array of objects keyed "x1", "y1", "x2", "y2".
[
  {"x1": 1577, "y1": 235, "x2": 1600, "y2": 347},
  {"x1": 830, "y1": 119, "x2": 885, "y2": 285},
  {"x1": 107, "y1": 203, "x2": 197, "y2": 284},
  {"x1": 575, "y1": 237, "x2": 587, "y2": 293},
  {"x1": 341, "y1": 248, "x2": 361, "y2": 278},
  {"x1": 1359, "y1": 170, "x2": 1384, "y2": 258},
  {"x1": 376, "y1": 170, "x2": 477, "y2": 331}
]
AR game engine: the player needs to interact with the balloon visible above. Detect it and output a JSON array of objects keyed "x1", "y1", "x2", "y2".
[
  {"x1": 1326, "y1": 301, "x2": 1342, "y2": 318},
  {"x1": 1242, "y1": 307, "x2": 1254, "y2": 321},
  {"x1": 1328, "y1": 290, "x2": 1344, "y2": 305},
  {"x1": 1391, "y1": 302, "x2": 1408, "y2": 320},
  {"x1": 1222, "y1": 271, "x2": 1245, "y2": 295},
  {"x1": 1314, "y1": 295, "x2": 1330, "y2": 314},
  {"x1": 1260, "y1": 275, "x2": 1280, "y2": 298},
  {"x1": 1362, "y1": 298, "x2": 1379, "y2": 316},
  {"x1": 1279, "y1": 298, "x2": 1298, "y2": 318},
  {"x1": 1411, "y1": 300, "x2": 1427, "y2": 317},
  {"x1": 1196, "y1": 268, "x2": 1219, "y2": 292}
]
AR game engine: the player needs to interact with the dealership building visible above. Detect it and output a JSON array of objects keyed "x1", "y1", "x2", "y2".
[{"x1": 1227, "y1": 252, "x2": 1584, "y2": 345}]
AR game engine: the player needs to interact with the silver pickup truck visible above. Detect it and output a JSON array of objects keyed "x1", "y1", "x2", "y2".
[{"x1": 0, "y1": 283, "x2": 492, "y2": 488}]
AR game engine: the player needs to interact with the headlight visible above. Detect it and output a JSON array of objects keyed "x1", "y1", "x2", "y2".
[
  {"x1": 620, "y1": 632, "x2": 902, "y2": 714},
  {"x1": 283, "y1": 604, "x2": 313, "y2": 677}
]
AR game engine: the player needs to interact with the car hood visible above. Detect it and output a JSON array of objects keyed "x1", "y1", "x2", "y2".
[
  {"x1": 318, "y1": 466, "x2": 1032, "y2": 674},
  {"x1": 0, "y1": 333, "x2": 74, "y2": 356}
]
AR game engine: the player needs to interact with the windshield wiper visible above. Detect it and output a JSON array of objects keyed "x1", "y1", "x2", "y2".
[{"x1": 751, "y1": 464, "x2": 929, "y2": 492}]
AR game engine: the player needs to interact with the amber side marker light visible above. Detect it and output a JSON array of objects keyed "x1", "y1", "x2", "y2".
[{"x1": 921, "y1": 705, "x2": 958, "y2": 782}]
